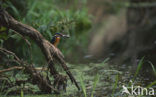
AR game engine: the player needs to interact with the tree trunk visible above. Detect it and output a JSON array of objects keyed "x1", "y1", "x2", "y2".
[{"x1": 121, "y1": 0, "x2": 156, "y2": 64}]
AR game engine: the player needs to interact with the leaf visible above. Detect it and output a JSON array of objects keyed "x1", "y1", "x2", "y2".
[
  {"x1": 0, "y1": 26, "x2": 7, "y2": 32},
  {"x1": 6, "y1": 1, "x2": 20, "y2": 17},
  {"x1": 0, "y1": 33, "x2": 9, "y2": 40},
  {"x1": 146, "y1": 80, "x2": 156, "y2": 88},
  {"x1": 112, "y1": 74, "x2": 119, "y2": 96},
  {"x1": 148, "y1": 61, "x2": 156, "y2": 77},
  {"x1": 80, "y1": 75, "x2": 87, "y2": 97},
  {"x1": 91, "y1": 74, "x2": 100, "y2": 97},
  {"x1": 133, "y1": 57, "x2": 144, "y2": 81}
]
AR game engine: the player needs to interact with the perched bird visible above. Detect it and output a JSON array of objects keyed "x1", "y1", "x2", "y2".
[{"x1": 51, "y1": 33, "x2": 70, "y2": 47}]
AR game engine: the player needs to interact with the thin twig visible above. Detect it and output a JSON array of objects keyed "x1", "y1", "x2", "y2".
[{"x1": 0, "y1": 66, "x2": 23, "y2": 73}]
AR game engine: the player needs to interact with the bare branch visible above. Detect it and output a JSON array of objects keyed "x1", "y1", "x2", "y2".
[
  {"x1": 0, "y1": 66, "x2": 23, "y2": 73},
  {"x1": 0, "y1": 10, "x2": 80, "y2": 90}
]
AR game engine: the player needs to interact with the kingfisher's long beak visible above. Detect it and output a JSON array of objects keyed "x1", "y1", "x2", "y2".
[{"x1": 62, "y1": 34, "x2": 70, "y2": 38}]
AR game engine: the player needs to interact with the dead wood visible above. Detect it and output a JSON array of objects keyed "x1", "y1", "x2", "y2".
[
  {"x1": 0, "y1": 47, "x2": 59, "y2": 93},
  {"x1": 24, "y1": 65, "x2": 59, "y2": 93},
  {"x1": 0, "y1": 9, "x2": 80, "y2": 90},
  {"x1": 0, "y1": 66, "x2": 48, "y2": 74},
  {"x1": 0, "y1": 66, "x2": 23, "y2": 74}
]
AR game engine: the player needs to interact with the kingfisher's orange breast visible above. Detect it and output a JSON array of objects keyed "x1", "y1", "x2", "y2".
[{"x1": 54, "y1": 37, "x2": 60, "y2": 47}]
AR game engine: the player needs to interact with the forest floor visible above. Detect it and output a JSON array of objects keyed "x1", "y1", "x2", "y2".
[{"x1": 7, "y1": 59, "x2": 155, "y2": 97}]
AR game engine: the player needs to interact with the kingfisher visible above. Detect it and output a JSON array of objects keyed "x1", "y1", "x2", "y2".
[{"x1": 51, "y1": 33, "x2": 70, "y2": 47}]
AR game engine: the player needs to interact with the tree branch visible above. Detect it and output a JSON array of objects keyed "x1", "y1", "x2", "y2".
[
  {"x1": 0, "y1": 66, "x2": 22, "y2": 73},
  {"x1": 0, "y1": 9, "x2": 80, "y2": 90},
  {"x1": 0, "y1": 47, "x2": 59, "y2": 93}
]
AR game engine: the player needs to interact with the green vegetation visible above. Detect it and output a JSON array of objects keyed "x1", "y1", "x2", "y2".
[
  {"x1": 80, "y1": 75, "x2": 87, "y2": 97},
  {"x1": 0, "y1": 0, "x2": 156, "y2": 97},
  {"x1": 132, "y1": 57, "x2": 144, "y2": 82},
  {"x1": 0, "y1": 56, "x2": 156, "y2": 97},
  {"x1": 1, "y1": 0, "x2": 92, "y2": 64},
  {"x1": 149, "y1": 61, "x2": 156, "y2": 77},
  {"x1": 112, "y1": 74, "x2": 119, "y2": 96}
]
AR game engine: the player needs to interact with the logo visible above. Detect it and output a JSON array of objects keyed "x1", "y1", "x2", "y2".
[
  {"x1": 122, "y1": 85, "x2": 131, "y2": 95},
  {"x1": 122, "y1": 81, "x2": 155, "y2": 96}
]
